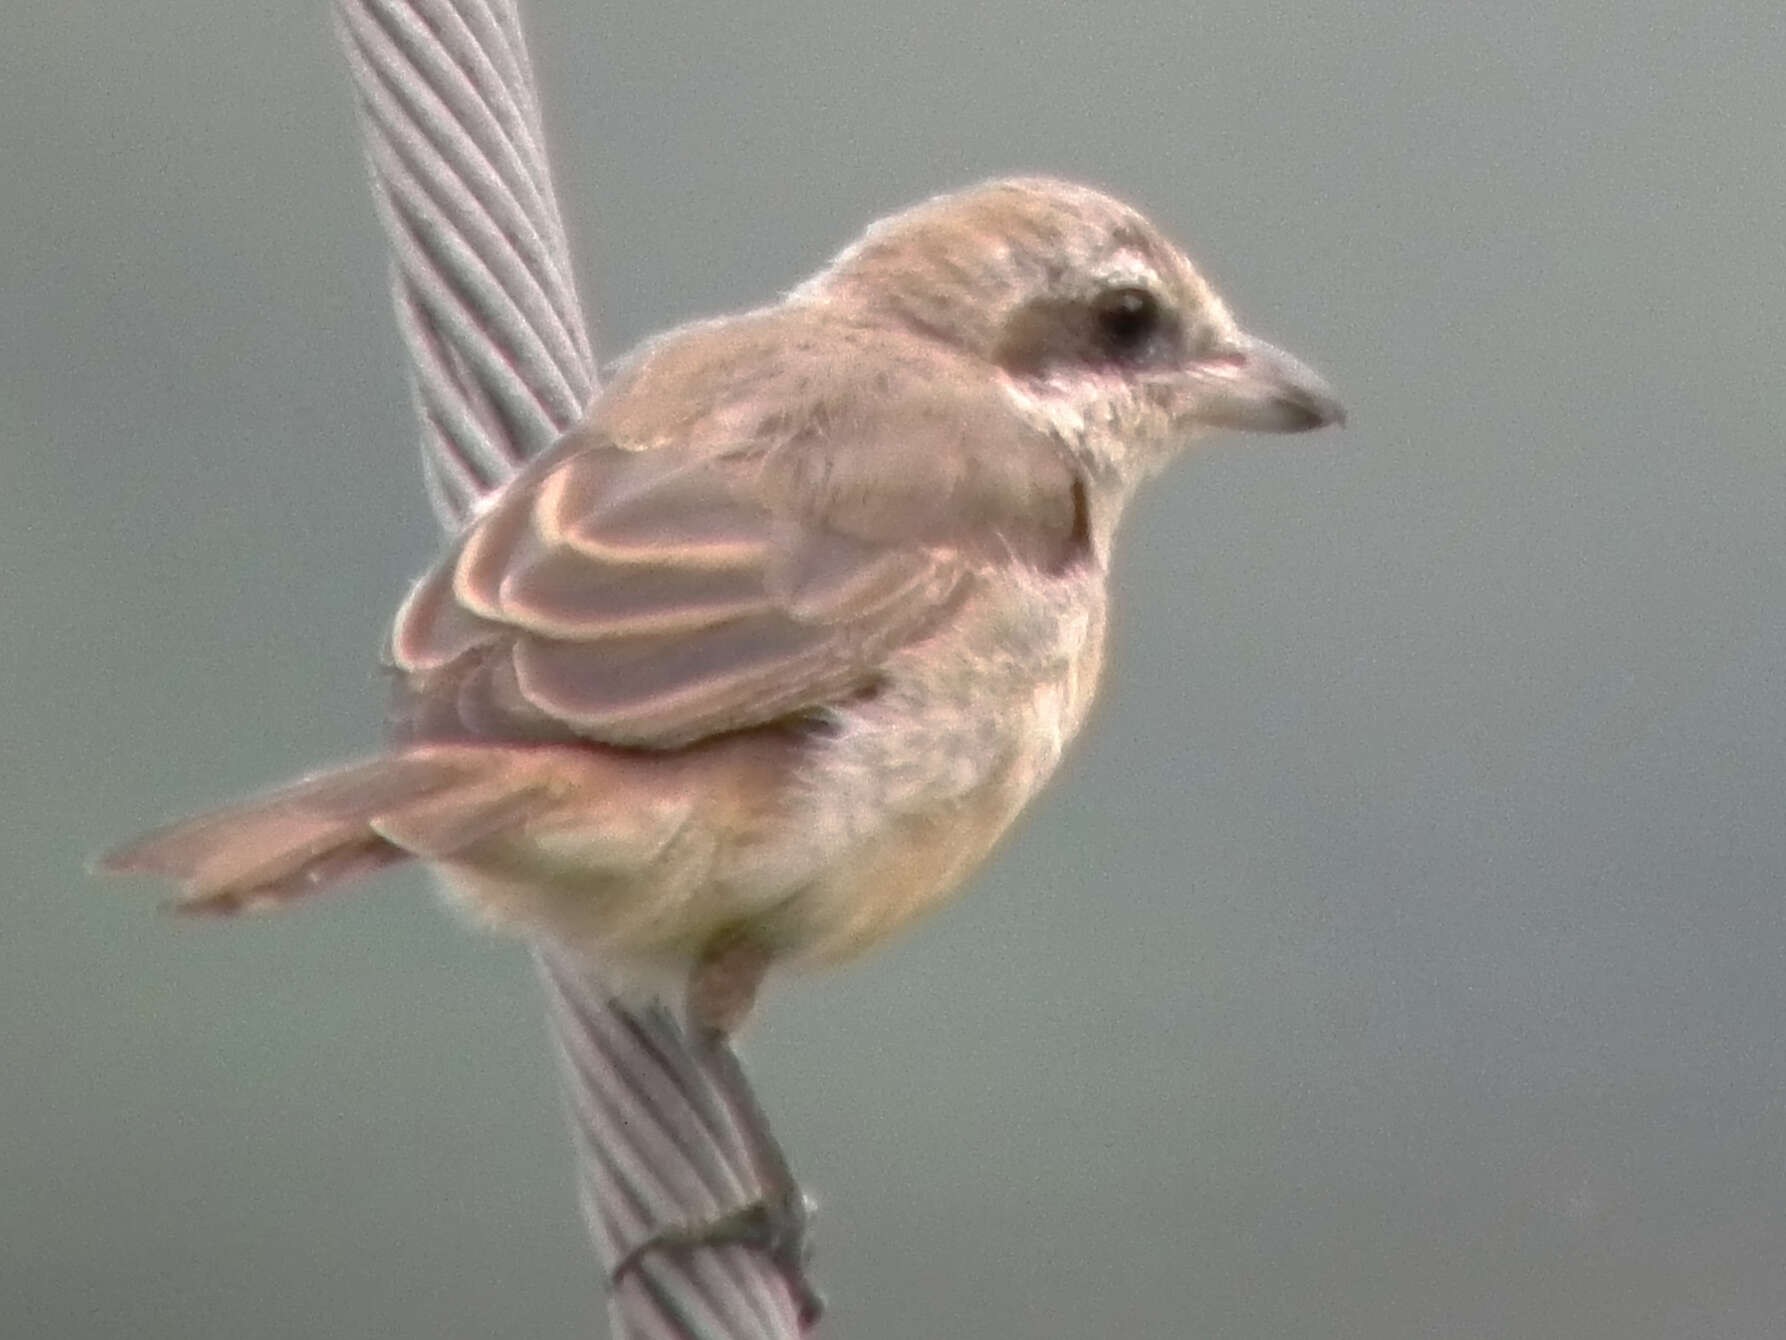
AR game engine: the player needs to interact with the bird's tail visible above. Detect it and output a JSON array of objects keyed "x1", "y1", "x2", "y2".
[{"x1": 95, "y1": 747, "x2": 553, "y2": 916}]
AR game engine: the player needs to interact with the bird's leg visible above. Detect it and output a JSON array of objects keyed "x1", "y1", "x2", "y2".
[{"x1": 610, "y1": 933, "x2": 824, "y2": 1329}]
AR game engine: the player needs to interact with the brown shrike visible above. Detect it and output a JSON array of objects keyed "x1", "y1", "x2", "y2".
[{"x1": 102, "y1": 177, "x2": 1343, "y2": 1305}]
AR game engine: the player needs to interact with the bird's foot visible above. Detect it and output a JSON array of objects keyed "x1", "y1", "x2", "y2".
[{"x1": 612, "y1": 1184, "x2": 824, "y2": 1329}]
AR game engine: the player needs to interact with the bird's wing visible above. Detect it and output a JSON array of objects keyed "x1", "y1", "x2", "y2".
[{"x1": 390, "y1": 344, "x2": 1088, "y2": 749}]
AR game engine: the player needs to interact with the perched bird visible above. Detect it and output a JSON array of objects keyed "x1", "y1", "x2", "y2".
[{"x1": 101, "y1": 176, "x2": 1342, "y2": 1305}]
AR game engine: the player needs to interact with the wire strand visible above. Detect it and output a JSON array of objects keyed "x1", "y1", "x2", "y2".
[{"x1": 331, "y1": 3, "x2": 807, "y2": 1333}]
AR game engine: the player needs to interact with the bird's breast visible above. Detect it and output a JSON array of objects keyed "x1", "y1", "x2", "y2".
[
  {"x1": 432, "y1": 568, "x2": 1110, "y2": 990},
  {"x1": 748, "y1": 566, "x2": 1110, "y2": 965}
]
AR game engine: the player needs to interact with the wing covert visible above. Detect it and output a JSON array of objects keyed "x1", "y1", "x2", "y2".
[
  {"x1": 388, "y1": 317, "x2": 1088, "y2": 749},
  {"x1": 391, "y1": 434, "x2": 972, "y2": 747}
]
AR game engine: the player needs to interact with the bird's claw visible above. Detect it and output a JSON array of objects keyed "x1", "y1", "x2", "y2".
[{"x1": 612, "y1": 1188, "x2": 824, "y2": 1329}]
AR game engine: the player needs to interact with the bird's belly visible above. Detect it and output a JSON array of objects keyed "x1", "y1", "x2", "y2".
[
  {"x1": 762, "y1": 735, "x2": 1045, "y2": 967},
  {"x1": 750, "y1": 578, "x2": 1107, "y2": 966},
  {"x1": 438, "y1": 577, "x2": 1106, "y2": 987}
]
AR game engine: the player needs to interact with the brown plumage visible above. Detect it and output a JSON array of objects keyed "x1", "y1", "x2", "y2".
[
  {"x1": 100, "y1": 176, "x2": 1343, "y2": 1304},
  {"x1": 101, "y1": 176, "x2": 1343, "y2": 1009},
  {"x1": 387, "y1": 314, "x2": 1090, "y2": 748}
]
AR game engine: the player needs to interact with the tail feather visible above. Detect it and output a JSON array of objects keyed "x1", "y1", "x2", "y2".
[{"x1": 96, "y1": 749, "x2": 547, "y2": 916}]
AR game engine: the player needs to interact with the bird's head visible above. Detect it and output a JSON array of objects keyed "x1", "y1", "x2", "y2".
[{"x1": 804, "y1": 176, "x2": 1344, "y2": 482}]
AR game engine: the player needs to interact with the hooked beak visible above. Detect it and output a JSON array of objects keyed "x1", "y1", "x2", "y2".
[{"x1": 1183, "y1": 336, "x2": 1346, "y2": 433}]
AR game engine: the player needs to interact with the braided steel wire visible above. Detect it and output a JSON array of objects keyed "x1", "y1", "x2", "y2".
[{"x1": 332, "y1": 3, "x2": 806, "y2": 1333}]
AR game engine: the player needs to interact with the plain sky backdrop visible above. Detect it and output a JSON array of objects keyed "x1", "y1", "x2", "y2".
[{"x1": 6, "y1": 2, "x2": 1785, "y2": 1337}]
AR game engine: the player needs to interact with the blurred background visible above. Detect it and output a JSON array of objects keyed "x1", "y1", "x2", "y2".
[{"x1": 6, "y1": 2, "x2": 1785, "y2": 1336}]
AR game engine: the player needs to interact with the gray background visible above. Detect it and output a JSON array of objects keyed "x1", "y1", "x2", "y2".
[{"x1": 6, "y1": 2, "x2": 1784, "y2": 1337}]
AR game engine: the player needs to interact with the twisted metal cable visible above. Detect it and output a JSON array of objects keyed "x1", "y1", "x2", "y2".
[
  {"x1": 332, "y1": 2, "x2": 806, "y2": 1334},
  {"x1": 336, "y1": 0, "x2": 595, "y2": 518}
]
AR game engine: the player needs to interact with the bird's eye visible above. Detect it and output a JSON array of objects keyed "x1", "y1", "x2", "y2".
[{"x1": 1092, "y1": 286, "x2": 1163, "y2": 358}]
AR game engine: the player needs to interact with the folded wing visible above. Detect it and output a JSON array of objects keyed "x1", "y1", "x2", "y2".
[{"x1": 389, "y1": 353, "x2": 1087, "y2": 749}]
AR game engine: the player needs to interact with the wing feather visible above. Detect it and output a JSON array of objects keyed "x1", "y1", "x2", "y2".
[
  {"x1": 387, "y1": 313, "x2": 1087, "y2": 749},
  {"x1": 498, "y1": 545, "x2": 775, "y2": 639}
]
